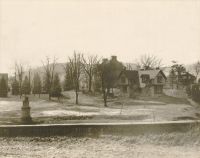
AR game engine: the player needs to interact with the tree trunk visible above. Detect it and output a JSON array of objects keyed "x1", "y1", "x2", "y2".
[
  {"x1": 20, "y1": 89, "x2": 22, "y2": 98},
  {"x1": 75, "y1": 90, "x2": 78, "y2": 104},
  {"x1": 49, "y1": 93, "x2": 51, "y2": 100},
  {"x1": 88, "y1": 76, "x2": 92, "y2": 93},
  {"x1": 103, "y1": 88, "x2": 108, "y2": 107}
]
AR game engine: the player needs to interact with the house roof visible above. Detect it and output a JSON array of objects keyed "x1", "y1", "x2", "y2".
[
  {"x1": 119, "y1": 70, "x2": 139, "y2": 80},
  {"x1": 138, "y1": 69, "x2": 167, "y2": 80},
  {"x1": 180, "y1": 72, "x2": 195, "y2": 77},
  {"x1": 138, "y1": 69, "x2": 167, "y2": 88}
]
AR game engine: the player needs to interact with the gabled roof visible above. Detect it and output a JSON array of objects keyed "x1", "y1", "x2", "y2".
[
  {"x1": 119, "y1": 70, "x2": 139, "y2": 80},
  {"x1": 138, "y1": 69, "x2": 167, "y2": 80},
  {"x1": 180, "y1": 72, "x2": 195, "y2": 78}
]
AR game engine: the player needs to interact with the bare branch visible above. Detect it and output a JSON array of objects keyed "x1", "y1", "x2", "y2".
[{"x1": 137, "y1": 54, "x2": 163, "y2": 70}]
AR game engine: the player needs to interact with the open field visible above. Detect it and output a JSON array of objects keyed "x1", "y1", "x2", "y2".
[
  {"x1": 0, "y1": 126, "x2": 200, "y2": 158},
  {"x1": 0, "y1": 91, "x2": 200, "y2": 124}
]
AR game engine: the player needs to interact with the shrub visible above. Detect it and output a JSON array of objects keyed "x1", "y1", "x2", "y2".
[
  {"x1": 190, "y1": 84, "x2": 200, "y2": 103},
  {"x1": 12, "y1": 79, "x2": 19, "y2": 95}
]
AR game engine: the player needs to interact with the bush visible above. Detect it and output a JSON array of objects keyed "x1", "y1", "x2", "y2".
[
  {"x1": 12, "y1": 79, "x2": 19, "y2": 95},
  {"x1": 186, "y1": 85, "x2": 191, "y2": 97},
  {"x1": 51, "y1": 73, "x2": 62, "y2": 99},
  {"x1": 190, "y1": 84, "x2": 200, "y2": 103}
]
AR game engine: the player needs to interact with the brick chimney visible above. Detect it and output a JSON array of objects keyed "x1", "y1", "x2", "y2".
[
  {"x1": 111, "y1": 56, "x2": 117, "y2": 61},
  {"x1": 102, "y1": 58, "x2": 108, "y2": 63}
]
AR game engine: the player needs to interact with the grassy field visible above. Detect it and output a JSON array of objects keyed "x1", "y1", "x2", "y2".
[
  {"x1": 0, "y1": 91, "x2": 199, "y2": 124},
  {"x1": 0, "y1": 126, "x2": 200, "y2": 158},
  {"x1": 0, "y1": 92, "x2": 200, "y2": 157}
]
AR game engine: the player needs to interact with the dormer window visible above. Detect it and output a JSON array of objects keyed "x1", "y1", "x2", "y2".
[
  {"x1": 141, "y1": 75, "x2": 150, "y2": 83},
  {"x1": 157, "y1": 76, "x2": 163, "y2": 83}
]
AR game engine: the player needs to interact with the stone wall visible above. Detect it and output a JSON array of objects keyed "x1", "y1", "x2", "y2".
[{"x1": 0, "y1": 121, "x2": 198, "y2": 137}]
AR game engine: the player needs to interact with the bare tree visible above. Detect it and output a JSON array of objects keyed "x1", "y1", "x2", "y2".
[
  {"x1": 136, "y1": 54, "x2": 163, "y2": 70},
  {"x1": 63, "y1": 62, "x2": 74, "y2": 91},
  {"x1": 42, "y1": 56, "x2": 57, "y2": 100},
  {"x1": 15, "y1": 62, "x2": 25, "y2": 98},
  {"x1": 68, "y1": 51, "x2": 82, "y2": 104},
  {"x1": 28, "y1": 67, "x2": 32, "y2": 93},
  {"x1": 125, "y1": 63, "x2": 133, "y2": 70},
  {"x1": 81, "y1": 54, "x2": 101, "y2": 93}
]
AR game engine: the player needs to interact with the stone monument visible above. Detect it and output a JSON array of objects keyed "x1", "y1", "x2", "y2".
[{"x1": 21, "y1": 96, "x2": 32, "y2": 124}]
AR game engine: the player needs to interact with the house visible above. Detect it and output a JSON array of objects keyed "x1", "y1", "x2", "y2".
[
  {"x1": 108, "y1": 56, "x2": 125, "y2": 88},
  {"x1": 118, "y1": 69, "x2": 167, "y2": 97},
  {"x1": 118, "y1": 70, "x2": 140, "y2": 97},
  {"x1": 0, "y1": 73, "x2": 8, "y2": 97},
  {"x1": 138, "y1": 69, "x2": 167, "y2": 96},
  {"x1": 0, "y1": 73, "x2": 8, "y2": 85}
]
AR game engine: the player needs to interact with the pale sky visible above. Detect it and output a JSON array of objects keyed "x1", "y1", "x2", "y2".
[{"x1": 0, "y1": 0, "x2": 200, "y2": 74}]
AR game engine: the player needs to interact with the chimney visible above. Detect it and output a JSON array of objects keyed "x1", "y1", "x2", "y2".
[
  {"x1": 111, "y1": 56, "x2": 117, "y2": 61},
  {"x1": 102, "y1": 58, "x2": 108, "y2": 63}
]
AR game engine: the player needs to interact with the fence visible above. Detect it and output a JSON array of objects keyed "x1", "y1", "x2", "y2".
[{"x1": 163, "y1": 89, "x2": 187, "y2": 98}]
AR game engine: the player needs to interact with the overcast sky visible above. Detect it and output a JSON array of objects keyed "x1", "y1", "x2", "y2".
[{"x1": 0, "y1": 0, "x2": 200, "y2": 74}]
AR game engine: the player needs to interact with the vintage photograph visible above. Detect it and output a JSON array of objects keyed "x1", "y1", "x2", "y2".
[{"x1": 0, "y1": 0, "x2": 200, "y2": 157}]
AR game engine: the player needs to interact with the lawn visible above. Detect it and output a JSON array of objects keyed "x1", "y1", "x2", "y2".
[
  {"x1": 0, "y1": 126, "x2": 200, "y2": 158},
  {"x1": 0, "y1": 91, "x2": 200, "y2": 124}
]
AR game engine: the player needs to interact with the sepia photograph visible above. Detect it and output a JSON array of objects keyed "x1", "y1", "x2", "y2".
[{"x1": 0, "y1": 0, "x2": 200, "y2": 157}]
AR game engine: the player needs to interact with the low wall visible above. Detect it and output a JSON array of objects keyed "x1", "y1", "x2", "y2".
[
  {"x1": 0, "y1": 121, "x2": 199, "y2": 137},
  {"x1": 163, "y1": 89, "x2": 187, "y2": 98}
]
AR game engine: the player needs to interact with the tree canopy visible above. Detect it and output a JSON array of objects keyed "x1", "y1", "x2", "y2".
[
  {"x1": 21, "y1": 76, "x2": 31, "y2": 95},
  {"x1": 11, "y1": 79, "x2": 19, "y2": 95},
  {"x1": 32, "y1": 73, "x2": 42, "y2": 97},
  {"x1": 51, "y1": 73, "x2": 62, "y2": 99}
]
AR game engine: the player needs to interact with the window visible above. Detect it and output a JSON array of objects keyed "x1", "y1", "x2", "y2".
[
  {"x1": 157, "y1": 76, "x2": 163, "y2": 83},
  {"x1": 141, "y1": 75, "x2": 150, "y2": 83},
  {"x1": 121, "y1": 77, "x2": 126, "y2": 83}
]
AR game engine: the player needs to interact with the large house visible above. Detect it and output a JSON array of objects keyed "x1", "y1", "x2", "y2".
[
  {"x1": 0, "y1": 73, "x2": 8, "y2": 85},
  {"x1": 0, "y1": 73, "x2": 8, "y2": 97},
  {"x1": 118, "y1": 69, "x2": 167, "y2": 97}
]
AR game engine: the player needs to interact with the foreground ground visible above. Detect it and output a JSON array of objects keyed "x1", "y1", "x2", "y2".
[
  {"x1": 0, "y1": 91, "x2": 200, "y2": 124},
  {"x1": 0, "y1": 126, "x2": 200, "y2": 158}
]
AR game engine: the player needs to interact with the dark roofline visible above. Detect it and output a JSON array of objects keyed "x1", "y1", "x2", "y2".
[
  {"x1": 159, "y1": 70, "x2": 167, "y2": 80},
  {"x1": 118, "y1": 70, "x2": 138, "y2": 79}
]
